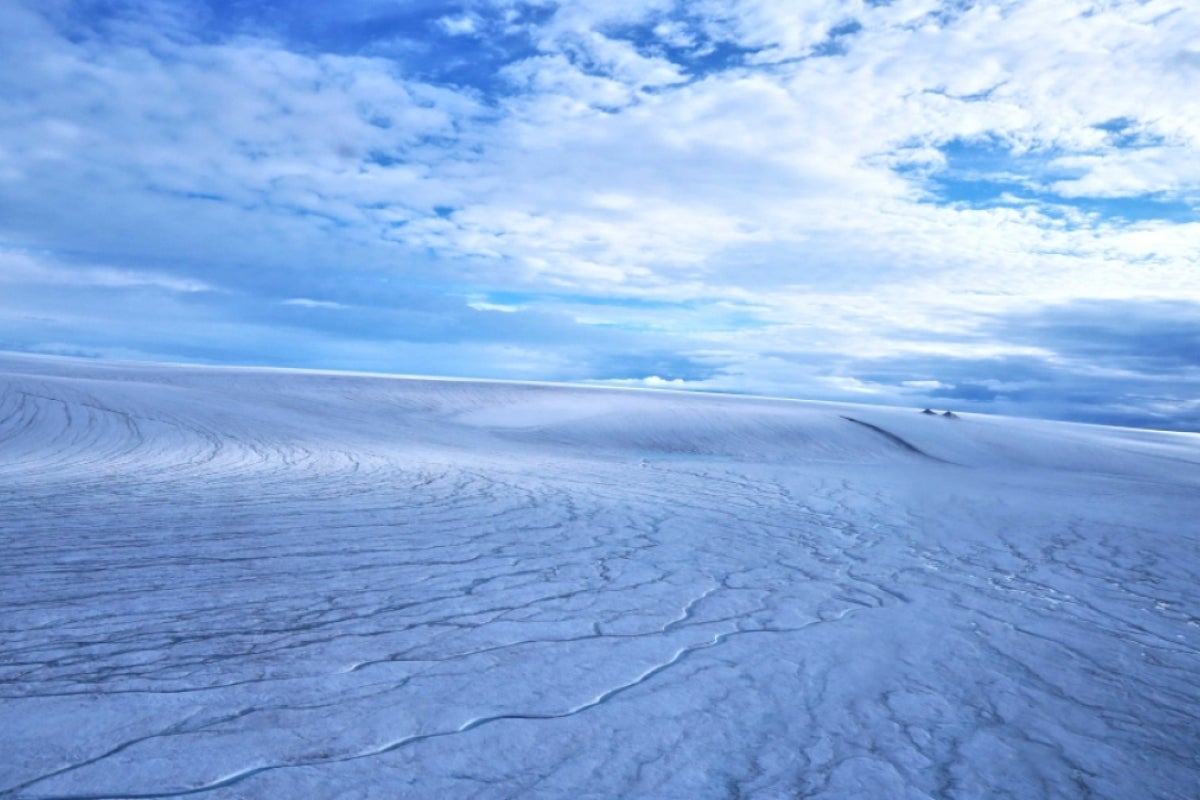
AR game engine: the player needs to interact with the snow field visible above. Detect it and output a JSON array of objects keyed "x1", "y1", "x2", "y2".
[{"x1": 1, "y1": 353, "x2": 1198, "y2": 799}]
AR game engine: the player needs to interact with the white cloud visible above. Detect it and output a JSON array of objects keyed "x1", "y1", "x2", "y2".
[
  {"x1": 1050, "y1": 147, "x2": 1200, "y2": 198},
  {"x1": 0, "y1": 249, "x2": 215, "y2": 293},
  {"x1": 590, "y1": 375, "x2": 691, "y2": 389},
  {"x1": 466, "y1": 300, "x2": 521, "y2": 313},
  {"x1": 281, "y1": 298, "x2": 347, "y2": 309},
  {"x1": 693, "y1": 0, "x2": 862, "y2": 63},
  {"x1": 819, "y1": 375, "x2": 885, "y2": 395},
  {"x1": 2, "y1": 0, "x2": 1198, "y2": 410},
  {"x1": 437, "y1": 14, "x2": 479, "y2": 36}
]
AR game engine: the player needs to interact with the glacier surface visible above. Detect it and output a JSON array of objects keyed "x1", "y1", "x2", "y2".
[{"x1": 1, "y1": 353, "x2": 1198, "y2": 799}]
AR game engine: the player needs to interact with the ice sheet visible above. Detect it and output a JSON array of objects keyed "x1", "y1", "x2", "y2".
[{"x1": 2, "y1": 353, "x2": 1197, "y2": 798}]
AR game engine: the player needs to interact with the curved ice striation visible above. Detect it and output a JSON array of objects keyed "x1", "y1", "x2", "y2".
[{"x1": 1, "y1": 353, "x2": 1198, "y2": 799}]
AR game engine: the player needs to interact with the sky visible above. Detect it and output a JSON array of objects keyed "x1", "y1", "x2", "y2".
[{"x1": 1, "y1": 0, "x2": 1198, "y2": 430}]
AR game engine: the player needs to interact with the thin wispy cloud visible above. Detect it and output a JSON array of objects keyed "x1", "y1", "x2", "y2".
[{"x1": 1, "y1": 0, "x2": 1196, "y2": 428}]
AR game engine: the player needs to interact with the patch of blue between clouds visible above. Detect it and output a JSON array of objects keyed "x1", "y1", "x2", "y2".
[
  {"x1": 596, "y1": 13, "x2": 766, "y2": 79},
  {"x1": 601, "y1": 11, "x2": 864, "y2": 75},
  {"x1": 143, "y1": 0, "x2": 551, "y2": 100},
  {"x1": 1092, "y1": 116, "x2": 1167, "y2": 147},
  {"x1": 811, "y1": 20, "x2": 863, "y2": 57},
  {"x1": 366, "y1": 151, "x2": 404, "y2": 166},
  {"x1": 915, "y1": 0, "x2": 990, "y2": 28},
  {"x1": 919, "y1": 137, "x2": 1195, "y2": 222}
]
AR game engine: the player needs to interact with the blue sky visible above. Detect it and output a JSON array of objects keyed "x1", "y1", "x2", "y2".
[{"x1": 2, "y1": 0, "x2": 1198, "y2": 430}]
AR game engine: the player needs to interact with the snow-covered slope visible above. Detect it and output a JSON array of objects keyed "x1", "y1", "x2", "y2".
[{"x1": 2, "y1": 353, "x2": 1198, "y2": 799}]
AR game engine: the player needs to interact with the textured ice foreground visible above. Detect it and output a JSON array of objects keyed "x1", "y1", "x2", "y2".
[{"x1": 2, "y1": 354, "x2": 1198, "y2": 800}]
